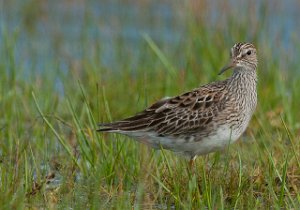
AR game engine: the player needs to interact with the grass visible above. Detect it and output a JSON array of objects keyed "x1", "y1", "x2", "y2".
[{"x1": 1, "y1": 1, "x2": 300, "y2": 209}]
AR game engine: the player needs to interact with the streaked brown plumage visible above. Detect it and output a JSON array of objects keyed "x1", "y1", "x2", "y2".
[{"x1": 98, "y1": 42, "x2": 258, "y2": 163}]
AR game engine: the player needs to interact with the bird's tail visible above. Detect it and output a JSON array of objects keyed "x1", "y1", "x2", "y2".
[{"x1": 97, "y1": 122, "x2": 119, "y2": 132}]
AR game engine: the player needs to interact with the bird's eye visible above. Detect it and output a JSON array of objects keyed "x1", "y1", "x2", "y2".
[{"x1": 246, "y1": 50, "x2": 252, "y2": 55}]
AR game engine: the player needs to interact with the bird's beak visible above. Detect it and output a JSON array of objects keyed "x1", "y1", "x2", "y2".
[{"x1": 218, "y1": 59, "x2": 236, "y2": 75}]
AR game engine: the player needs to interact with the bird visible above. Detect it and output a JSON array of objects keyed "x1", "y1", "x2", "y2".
[{"x1": 98, "y1": 42, "x2": 258, "y2": 166}]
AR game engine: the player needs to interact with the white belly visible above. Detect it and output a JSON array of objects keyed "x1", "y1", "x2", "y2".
[
  {"x1": 191, "y1": 125, "x2": 242, "y2": 155},
  {"x1": 124, "y1": 125, "x2": 244, "y2": 157}
]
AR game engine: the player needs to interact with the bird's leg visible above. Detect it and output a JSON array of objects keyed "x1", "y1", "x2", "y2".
[
  {"x1": 189, "y1": 158, "x2": 194, "y2": 168},
  {"x1": 189, "y1": 156, "x2": 197, "y2": 169}
]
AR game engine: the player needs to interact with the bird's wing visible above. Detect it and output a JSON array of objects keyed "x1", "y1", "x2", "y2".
[{"x1": 98, "y1": 81, "x2": 230, "y2": 136}]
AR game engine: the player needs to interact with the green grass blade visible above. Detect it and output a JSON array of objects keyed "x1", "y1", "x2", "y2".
[
  {"x1": 143, "y1": 33, "x2": 177, "y2": 77},
  {"x1": 32, "y1": 92, "x2": 82, "y2": 171}
]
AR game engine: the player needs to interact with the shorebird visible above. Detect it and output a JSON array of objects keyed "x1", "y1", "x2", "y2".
[{"x1": 98, "y1": 42, "x2": 258, "y2": 166}]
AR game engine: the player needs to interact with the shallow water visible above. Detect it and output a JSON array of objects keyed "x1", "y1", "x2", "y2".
[{"x1": 0, "y1": 0, "x2": 299, "y2": 74}]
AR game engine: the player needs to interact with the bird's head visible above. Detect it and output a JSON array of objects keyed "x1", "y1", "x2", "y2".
[{"x1": 219, "y1": 42, "x2": 258, "y2": 75}]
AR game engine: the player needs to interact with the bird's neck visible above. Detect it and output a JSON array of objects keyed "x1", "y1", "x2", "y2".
[
  {"x1": 232, "y1": 67, "x2": 257, "y2": 83},
  {"x1": 227, "y1": 66, "x2": 258, "y2": 114},
  {"x1": 227, "y1": 66, "x2": 257, "y2": 92}
]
